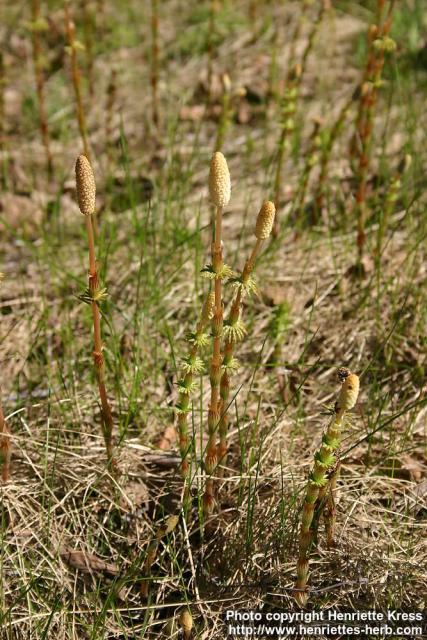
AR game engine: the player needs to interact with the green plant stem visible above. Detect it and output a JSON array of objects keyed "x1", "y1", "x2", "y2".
[
  {"x1": 217, "y1": 239, "x2": 262, "y2": 471},
  {"x1": 204, "y1": 205, "x2": 224, "y2": 513},
  {"x1": 176, "y1": 294, "x2": 212, "y2": 482},
  {"x1": 323, "y1": 462, "x2": 341, "y2": 548}
]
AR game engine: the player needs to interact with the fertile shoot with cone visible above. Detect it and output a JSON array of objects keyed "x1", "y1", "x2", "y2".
[{"x1": 75, "y1": 155, "x2": 115, "y2": 468}]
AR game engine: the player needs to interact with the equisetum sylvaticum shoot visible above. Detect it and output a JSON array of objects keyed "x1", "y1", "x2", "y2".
[
  {"x1": 203, "y1": 151, "x2": 231, "y2": 515},
  {"x1": 352, "y1": 0, "x2": 396, "y2": 266},
  {"x1": 273, "y1": 0, "x2": 329, "y2": 236},
  {"x1": 294, "y1": 367, "x2": 360, "y2": 606},
  {"x1": 176, "y1": 292, "x2": 215, "y2": 486},
  {"x1": 218, "y1": 201, "x2": 275, "y2": 471}
]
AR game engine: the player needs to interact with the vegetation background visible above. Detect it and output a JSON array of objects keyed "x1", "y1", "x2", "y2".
[{"x1": 0, "y1": 0, "x2": 426, "y2": 638}]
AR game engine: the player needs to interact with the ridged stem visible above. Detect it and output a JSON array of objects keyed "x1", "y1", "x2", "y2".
[
  {"x1": 273, "y1": 65, "x2": 300, "y2": 234},
  {"x1": 177, "y1": 294, "x2": 213, "y2": 481},
  {"x1": 85, "y1": 215, "x2": 115, "y2": 467},
  {"x1": 354, "y1": 2, "x2": 395, "y2": 264},
  {"x1": 203, "y1": 206, "x2": 223, "y2": 513},
  {"x1": 323, "y1": 462, "x2": 341, "y2": 548},
  {"x1": 217, "y1": 239, "x2": 262, "y2": 471},
  {"x1": 294, "y1": 407, "x2": 345, "y2": 606}
]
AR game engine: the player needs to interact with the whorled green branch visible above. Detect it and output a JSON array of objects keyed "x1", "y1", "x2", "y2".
[{"x1": 294, "y1": 367, "x2": 360, "y2": 607}]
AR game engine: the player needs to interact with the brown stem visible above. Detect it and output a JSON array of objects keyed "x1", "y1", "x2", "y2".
[
  {"x1": 353, "y1": 1, "x2": 395, "y2": 265},
  {"x1": 85, "y1": 215, "x2": 114, "y2": 465}
]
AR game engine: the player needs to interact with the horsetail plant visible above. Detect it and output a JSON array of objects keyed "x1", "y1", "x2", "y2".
[
  {"x1": 322, "y1": 460, "x2": 341, "y2": 548},
  {"x1": 176, "y1": 291, "x2": 215, "y2": 484},
  {"x1": 294, "y1": 367, "x2": 360, "y2": 606},
  {"x1": 75, "y1": 155, "x2": 115, "y2": 468},
  {"x1": 352, "y1": 0, "x2": 396, "y2": 266},
  {"x1": 217, "y1": 201, "x2": 276, "y2": 470},
  {"x1": 272, "y1": 0, "x2": 329, "y2": 236},
  {"x1": 30, "y1": 0, "x2": 53, "y2": 178},
  {"x1": 272, "y1": 62, "x2": 300, "y2": 236},
  {"x1": 202, "y1": 151, "x2": 231, "y2": 515}
]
